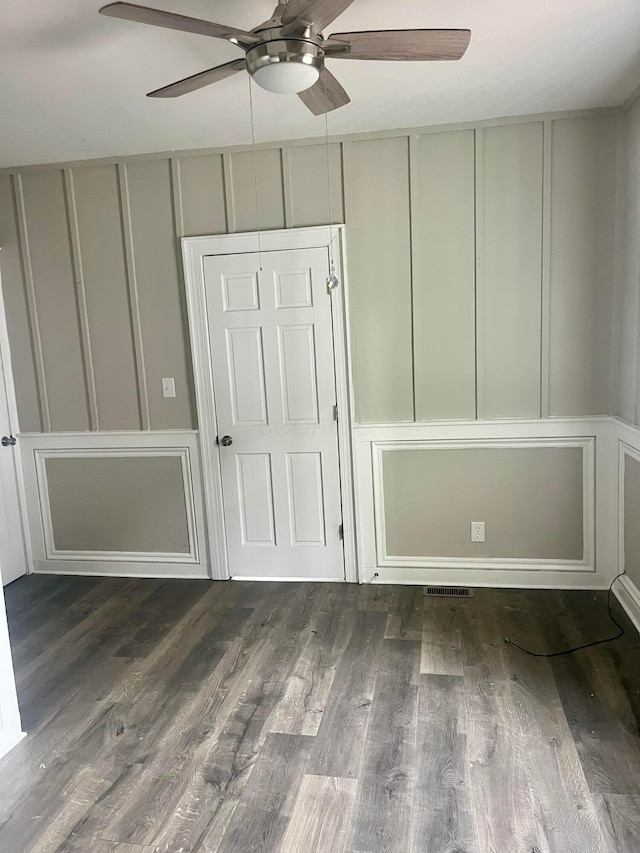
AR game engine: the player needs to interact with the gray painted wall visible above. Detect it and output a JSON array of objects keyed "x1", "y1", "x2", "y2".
[
  {"x1": 383, "y1": 446, "x2": 584, "y2": 561},
  {"x1": 46, "y1": 456, "x2": 190, "y2": 553},
  {"x1": 0, "y1": 111, "x2": 618, "y2": 432}
]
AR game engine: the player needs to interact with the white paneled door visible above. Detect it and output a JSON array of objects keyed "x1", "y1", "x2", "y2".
[
  {"x1": 0, "y1": 334, "x2": 26, "y2": 586},
  {"x1": 204, "y1": 248, "x2": 344, "y2": 580}
]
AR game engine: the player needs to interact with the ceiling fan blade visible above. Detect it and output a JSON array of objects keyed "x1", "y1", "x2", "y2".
[
  {"x1": 298, "y1": 66, "x2": 350, "y2": 115},
  {"x1": 282, "y1": 0, "x2": 356, "y2": 30},
  {"x1": 326, "y1": 29, "x2": 471, "y2": 61},
  {"x1": 147, "y1": 59, "x2": 246, "y2": 98},
  {"x1": 99, "y1": 3, "x2": 259, "y2": 47}
]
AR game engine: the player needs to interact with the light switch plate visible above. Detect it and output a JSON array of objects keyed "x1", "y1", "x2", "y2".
[{"x1": 162, "y1": 378, "x2": 176, "y2": 398}]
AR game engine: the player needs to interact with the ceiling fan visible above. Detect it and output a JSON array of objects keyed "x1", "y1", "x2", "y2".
[{"x1": 99, "y1": 1, "x2": 471, "y2": 115}]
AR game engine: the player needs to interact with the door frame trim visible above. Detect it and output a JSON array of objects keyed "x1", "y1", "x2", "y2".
[{"x1": 181, "y1": 226, "x2": 357, "y2": 582}]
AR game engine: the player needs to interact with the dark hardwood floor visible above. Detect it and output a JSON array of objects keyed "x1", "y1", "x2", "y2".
[{"x1": 0, "y1": 575, "x2": 639, "y2": 852}]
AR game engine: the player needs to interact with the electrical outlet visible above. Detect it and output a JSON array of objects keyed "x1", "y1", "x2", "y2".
[
  {"x1": 162, "y1": 378, "x2": 176, "y2": 398},
  {"x1": 471, "y1": 521, "x2": 485, "y2": 543}
]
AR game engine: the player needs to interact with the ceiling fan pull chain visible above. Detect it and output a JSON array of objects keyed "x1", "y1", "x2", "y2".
[
  {"x1": 324, "y1": 72, "x2": 339, "y2": 291},
  {"x1": 248, "y1": 76, "x2": 264, "y2": 272}
]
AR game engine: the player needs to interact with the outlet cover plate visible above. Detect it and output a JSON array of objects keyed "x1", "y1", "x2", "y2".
[{"x1": 471, "y1": 521, "x2": 485, "y2": 543}]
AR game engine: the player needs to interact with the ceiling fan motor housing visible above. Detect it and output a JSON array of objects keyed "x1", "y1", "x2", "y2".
[{"x1": 246, "y1": 39, "x2": 323, "y2": 93}]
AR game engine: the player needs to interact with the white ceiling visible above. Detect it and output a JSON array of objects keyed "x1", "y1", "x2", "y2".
[{"x1": 2, "y1": 0, "x2": 640, "y2": 167}]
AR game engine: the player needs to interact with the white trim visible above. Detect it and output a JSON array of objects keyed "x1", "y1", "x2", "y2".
[
  {"x1": 181, "y1": 226, "x2": 357, "y2": 583},
  {"x1": 0, "y1": 729, "x2": 26, "y2": 761},
  {"x1": 371, "y1": 437, "x2": 595, "y2": 572},
  {"x1": 618, "y1": 439, "x2": 640, "y2": 576},
  {"x1": 33, "y1": 447, "x2": 199, "y2": 564},
  {"x1": 32, "y1": 561, "x2": 209, "y2": 580},
  {"x1": 19, "y1": 430, "x2": 209, "y2": 578},
  {"x1": 614, "y1": 574, "x2": 640, "y2": 635}
]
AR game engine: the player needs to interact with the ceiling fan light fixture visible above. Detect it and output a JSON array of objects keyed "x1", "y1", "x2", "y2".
[{"x1": 247, "y1": 40, "x2": 322, "y2": 94}]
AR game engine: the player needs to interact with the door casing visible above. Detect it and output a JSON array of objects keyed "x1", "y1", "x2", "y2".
[{"x1": 182, "y1": 226, "x2": 357, "y2": 582}]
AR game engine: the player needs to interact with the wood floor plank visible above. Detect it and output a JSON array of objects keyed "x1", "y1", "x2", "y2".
[
  {"x1": 280, "y1": 775, "x2": 358, "y2": 853},
  {"x1": 463, "y1": 692, "x2": 541, "y2": 852},
  {"x1": 307, "y1": 610, "x2": 386, "y2": 778},
  {"x1": 593, "y1": 793, "x2": 640, "y2": 852},
  {"x1": 410, "y1": 674, "x2": 474, "y2": 853},
  {"x1": 384, "y1": 587, "x2": 423, "y2": 641},
  {"x1": 267, "y1": 597, "x2": 352, "y2": 737},
  {"x1": 348, "y1": 639, "x2": 419, "y2": 853},
  {"x1": 421, "y1": 599, "x2": 466, "y2": 676},
  {"x1": 206, "y1": 733, "x2": 314, "y2": 853}
]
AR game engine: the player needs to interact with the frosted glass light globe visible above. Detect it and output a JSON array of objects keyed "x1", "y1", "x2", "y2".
[{"x1": 252, "y1": 60, "x2": 320, "y2": 94}]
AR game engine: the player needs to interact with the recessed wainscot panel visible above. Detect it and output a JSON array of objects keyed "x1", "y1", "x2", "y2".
[
  {"x1": 45, "y1": 456, "x2": 190, "y2": 554},
  {"x1": 625, "y1": 454, "x2": 640, "y2": 588},
  {"x1": 382, "y1": 446, "x2": 584, "y2": 560}
]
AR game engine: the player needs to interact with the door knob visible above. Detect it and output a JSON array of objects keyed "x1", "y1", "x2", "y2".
[
  {"x1": 1, "y1": 436, "x2": 16, "y2": 447},
  {"x1": 220, "y1": 435, "x2": 233, "y2": 447}
]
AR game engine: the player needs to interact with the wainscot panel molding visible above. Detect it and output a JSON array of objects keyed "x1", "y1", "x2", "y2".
[
  {"x1": 354, "y1": 418, "x2": 619, "y2": 589},
  {"x1": 19, "y1": 431, "x2": 209, "y2": 579}
]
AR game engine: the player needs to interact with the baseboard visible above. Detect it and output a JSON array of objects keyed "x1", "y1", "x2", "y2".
[
  {"x1": 0, "y1": 728, "x2": 26, "y2": 762},
  {"x1": 614, "y1": 574, "x2": 640, "y2": 635},
  {"x1": 33, "y1": 560, "x2": 210, "y2": 580}
]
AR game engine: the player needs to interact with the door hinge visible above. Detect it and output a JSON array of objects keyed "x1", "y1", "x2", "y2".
[
  {"x1": 338, "y1": 523, "x2": 344, "y2": 540},
  {"x1": 333, "y1": 404, "x2": 338, "y2": 422}
]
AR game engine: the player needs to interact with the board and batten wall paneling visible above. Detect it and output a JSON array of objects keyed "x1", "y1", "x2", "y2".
[
  {"x1": 0, "y1": 176, "x2": 42, "y2": 432},
  {"x1": 344, "y1": 136, "x2": 413, "y2": 423},
  {"x1": 124, "y1": 159, "x2": 196, "y2": 430},
  {"x1": 71, "y1": 165, "x2": 142, "y2": 430},
  {"x1": 549, "y1": 116, "x2": 617, "y2": 416},
  {"x1": 625, "y1": 453, "x2": 640, "y2": 588},
  {"x1": 19, "y1": 170, "x2": 90, "y2": 431},
  {"x1": 411, "y1": 130, "x2": 476, "y2": 421},
  {"x1": 228, "y1": 149, "x2": 286, "y2": 233},
  {"x1": 0, "y1": 111, "x2": 620, "y2": 435},
  {"x1": 177, "y1": 154, "x2": 228, "y2": 237},
  {"x1": 285, "y1": 143, "x2": 344, "y2": 228},
  {"x1": 382, "y1": 446, "x2": 584, "y2": 560},
  {"x1": 480, "y1": 122, "x2": 544, "y2": 418}
]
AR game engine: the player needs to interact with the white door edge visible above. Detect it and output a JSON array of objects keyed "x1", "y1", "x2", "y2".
[
  {"x1": 181, "y1": 226, "x2": 358, "y2": 583},
  {"x1": 0, "y1": 253, "x2": 33, "y2": 578}
]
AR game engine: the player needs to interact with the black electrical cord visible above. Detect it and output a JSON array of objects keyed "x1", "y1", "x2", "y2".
[{"x1": 504, "y1": 573, "x2": 625, "y2": 658}]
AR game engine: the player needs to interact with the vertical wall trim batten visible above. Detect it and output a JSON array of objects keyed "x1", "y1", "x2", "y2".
[
  {"x1": 170, "y1": 158, "x2": 185, "y2": 238},
  {"x1": 282, "y1": 147, "x2": 294, "y2": 228},
  {"x1": 222, "y1": 153, "x2": 235, "y2": 233},
  {"x1": 63, "y1": 169, "x2": 99, "y2": 431},
  {"x1": 541, "y1": 119, "x2": 553, "y2": 417},
  {"x1": 170, "y1": 157, "x2": 198, "y2": 429},
  {"x1": 609, "y1": 113, "x2": 625, "y2": 420},
  {"x1": 13, "y1": 173, "x2": 51, "y2": 432},
  {"x1": 340, "y1": 141, "x2": 362, "y2": 422},
  {"x1": 117, "y1": 162, "x2": 150, "y2": 431},
  {"x1": 408, "y1": 135, "x2": 419, "y2": 422},
  {"x1": 474, "y1": 127, "x2": 485, "y2": 419}
]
